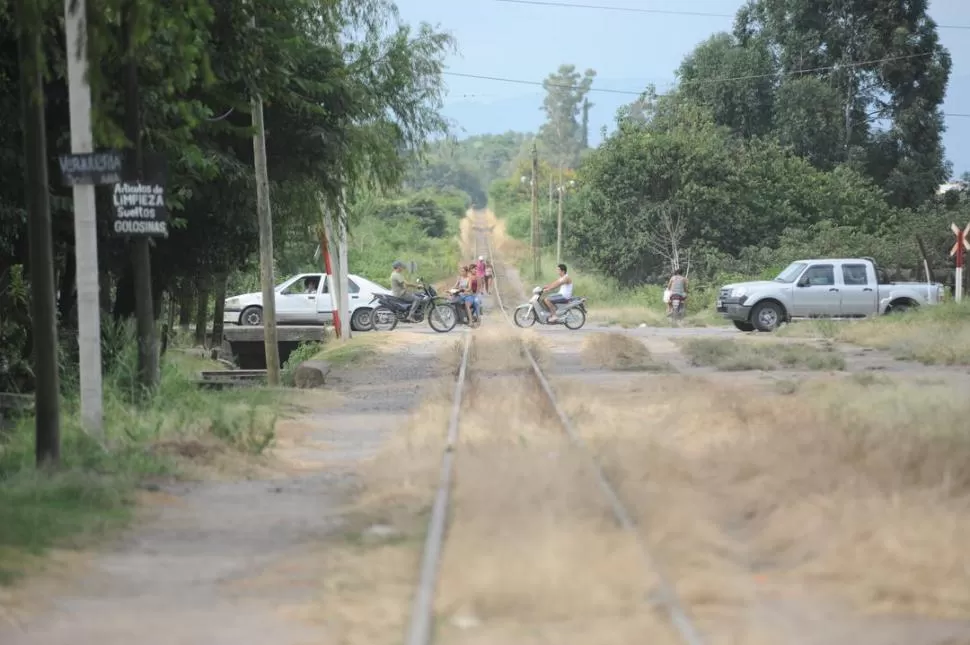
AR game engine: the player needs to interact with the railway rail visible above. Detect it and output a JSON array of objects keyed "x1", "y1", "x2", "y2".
[{"x1": 403, "y1": 217, "x2": 707, "y2": 645}]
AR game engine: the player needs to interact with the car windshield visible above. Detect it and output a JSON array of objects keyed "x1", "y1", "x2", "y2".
[{"x1": 774, "y1": 262, "x2": 806, "y2": 283}]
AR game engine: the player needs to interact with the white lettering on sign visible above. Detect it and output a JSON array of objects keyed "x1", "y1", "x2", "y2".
[
  {"x1": 113, "y1": 220, "x2": 169, "y2": 235},
  {"x1": 112, "y1": 182, "x2": 168, "y2": 237},
  {"x1": 58, "y1": 152, "x2": 123, "y2": 175}
]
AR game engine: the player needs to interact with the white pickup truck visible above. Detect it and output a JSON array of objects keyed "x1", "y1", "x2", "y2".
[{"x1": 716, "y1": 257, "x2": 945, "y2": 332}]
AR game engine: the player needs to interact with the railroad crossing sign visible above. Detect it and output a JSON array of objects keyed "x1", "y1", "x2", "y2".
[{"x1": 950, "y1": 222, "x2": 970, "y2": 262}]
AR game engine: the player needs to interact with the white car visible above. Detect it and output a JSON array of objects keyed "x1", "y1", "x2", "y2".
[{"x1": 223, "y1": 273, "x2": 391, "y2": 331}]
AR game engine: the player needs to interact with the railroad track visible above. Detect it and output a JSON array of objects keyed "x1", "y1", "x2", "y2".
[{"x1": 403, "y1": 217, "x2": 707, "y2": 645}]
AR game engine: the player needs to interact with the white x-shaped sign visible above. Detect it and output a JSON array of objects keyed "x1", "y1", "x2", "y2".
[{"x1": 950, "y1": 222, "x2": 970, "y2": 256}]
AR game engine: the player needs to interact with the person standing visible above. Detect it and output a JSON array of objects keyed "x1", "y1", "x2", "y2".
[{"x1": 484, "y1": 260, "x2": 494, "y2": 295}]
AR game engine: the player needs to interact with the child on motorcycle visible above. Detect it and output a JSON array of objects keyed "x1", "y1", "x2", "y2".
[{"x1": 454, "y1": 266, "x2": 478, "y2": 322}]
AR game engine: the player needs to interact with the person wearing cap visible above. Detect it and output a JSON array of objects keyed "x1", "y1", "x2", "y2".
[{"x1": 391, "y1": 260, "x2": 422, "y2": 322}]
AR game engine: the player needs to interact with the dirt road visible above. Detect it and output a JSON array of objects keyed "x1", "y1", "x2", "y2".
[{"x1": 0, "y1": 331, "x2": 454, "y2": 645}]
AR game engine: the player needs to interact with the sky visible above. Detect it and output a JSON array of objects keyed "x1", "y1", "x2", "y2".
[{"x1": 392, "y1": 0, "x2": 970, "y2": 177}]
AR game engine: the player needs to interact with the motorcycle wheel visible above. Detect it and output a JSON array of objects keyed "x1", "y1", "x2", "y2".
[
  {"x1": 371, "y1": 306, "x2": 398, "y2": 332},
  {"x1": 428, "y1": 304, "x2": 458, "y2": 333},
  {"x1": 513, "y1": 306, "x2": 536, "y2": 328},
  {"x1": 563, "y1": 308, "x2": 586, "y2": 330}
]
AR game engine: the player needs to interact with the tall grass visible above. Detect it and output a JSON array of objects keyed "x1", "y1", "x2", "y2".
[
  {"x1": 0, "y1": 322, "x2": 281, "y2": 584},
  {"x1": 780, "y1": 301, "x2": 970, "y2": 365}
]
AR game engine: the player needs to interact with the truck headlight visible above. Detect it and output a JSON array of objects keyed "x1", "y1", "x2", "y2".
[{"x1": 731, "y1": 287, "x2": 748, "y2": 298}]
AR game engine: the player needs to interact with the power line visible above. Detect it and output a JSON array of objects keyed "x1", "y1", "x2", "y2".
[
  {"x1": 492, "y1": 0, "x2": 970, "y2": 30},
  {"x1": 445, "y1": 52, "x2": 936, "y2": 94},
  {"x1": 441, "y1": 69, "x2": 970, "y2": 118}
]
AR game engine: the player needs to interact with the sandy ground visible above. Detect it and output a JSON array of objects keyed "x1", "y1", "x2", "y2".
[{"x1": 0, "y1": 330, "x2": 455, "y2": 645}]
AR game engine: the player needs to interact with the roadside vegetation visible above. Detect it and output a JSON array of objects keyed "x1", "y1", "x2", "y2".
[
  {"x1": 0, "y1": 325, "x2": 283, "y2": 585},
  {"x1": 679, "y1": 337, "x2": 847, "y2": 371},
  {"x1": 778, "y1": 302, "x2": 970, "y2": 366}
]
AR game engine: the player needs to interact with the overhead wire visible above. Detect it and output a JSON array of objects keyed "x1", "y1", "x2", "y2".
[
  {"x1": 443, "y1": 53, "x2": 970, "y2": 117},
  {"x1": 491, "y1": 0, "x2": 970, "y2": 30}
]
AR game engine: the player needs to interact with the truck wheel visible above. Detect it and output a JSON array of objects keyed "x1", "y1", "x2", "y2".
[
  {"x1": 751, "y1": 302, "x2": 783, "y2": 332},
  {"x1": 888, "y1": 300, "x2": 916, "y2": 314},
  {"x1": 733, "y1": 320, "x2": 755, "y2": 332}
]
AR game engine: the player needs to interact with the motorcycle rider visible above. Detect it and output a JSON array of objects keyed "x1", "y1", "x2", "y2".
[
  {"x1": 666, "y1": 267, "x2": 688, "y2": 316},
  {"x1": 541, "y1": 263, "x2": 573, "y2": 323},
  {"x1": 390, "y1": 260, "x2": 422, "y2": 322}
]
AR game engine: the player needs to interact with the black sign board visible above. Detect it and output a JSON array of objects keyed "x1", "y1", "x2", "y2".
[
  {"x1": 111, "y1": 182, "x2": 169, "y2": 238},
  {"x1": 58, "y1": 150, "x2": 124, "y2": 186}
]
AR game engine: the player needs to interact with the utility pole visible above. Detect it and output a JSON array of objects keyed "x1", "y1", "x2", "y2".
[
  {"x1": 64, "y1": 0, "x2": 103, "y2": 435},
  {"x1": 547, "y1": 174, "x2": 553, "y2": 227},
  {"x1": 531, "y1": 141, "x2": 540, "y2": 280},
  {"x1": 123, "y1": 0, "x2": 158, "y2": 392},
  {"x1": 556, "y1": 166, "x2": 564, "y2": 266},
  {"x1": 250, "y1": 10, "x2": 280, "y2": 384},
  {"x1": 16, "y1": 0, "x2": 61, "y2": 464},
  {"x1": 337, "y1": 192, "x2": 351, "y2": 340}
]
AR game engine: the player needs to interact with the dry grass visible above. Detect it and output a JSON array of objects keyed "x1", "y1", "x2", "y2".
[
  {"x1": 580, "y1": 332, "x2": 670, "y2": 372},
  {"x1": 285, "y1": 318, "x2": 970, "y2": 643},
  {"x1": 557, "y1": 373, "x2": 970, "y2": 624},
  {"x1": 779, "y1": 303, "x2": 970, "y2": 366},
  {"x1": 680, "y1": 338, "x2": 846, "y2": 372}
]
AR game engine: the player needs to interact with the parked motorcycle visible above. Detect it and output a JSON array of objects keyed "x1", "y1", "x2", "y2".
[
  {"x1": 513, "y1": 287, "x2": 587, "y2": 330},
  {"x1": 368, "y1": 281, "x2": 441, "y2": 331},
  {"x1": 427, "y1": 288, "x2": 481, "y2": 333}
]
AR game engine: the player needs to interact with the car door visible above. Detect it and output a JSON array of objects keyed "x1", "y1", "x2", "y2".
[
  {"x1": 314, "y1": 275, "x2": 334, "y2": 323},
  {"x1": 838, "y1": 262, "x2": 877, "y2": 317},
  {"x1": 347, "y1": 277, "x2": 362, "y2": 309},
  {"x1": 791, "y1": 264, "x2": 840, "y2": 317},
  {"x1": 278, "y1": 275, "x2": 321, "y2": 323}
]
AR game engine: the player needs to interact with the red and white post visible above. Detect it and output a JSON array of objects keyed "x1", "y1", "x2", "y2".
[{"x1": 950, "y1": 222, "x2": 970, "y2": 302}]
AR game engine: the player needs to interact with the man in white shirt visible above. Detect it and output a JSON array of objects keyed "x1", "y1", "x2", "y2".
[{"x1": 541, "y1": 263, "x2": 573, "y2": 323}]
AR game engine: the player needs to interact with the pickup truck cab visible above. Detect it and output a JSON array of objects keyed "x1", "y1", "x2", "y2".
[
  {"x1": 716, "y1": 258, "x2": 944, "y2": 332},
  {"x1": 223, "y1": 272, "x2": 391, "y2": 332}
]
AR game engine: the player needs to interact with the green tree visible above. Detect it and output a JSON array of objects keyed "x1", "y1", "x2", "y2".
[
  {"x1": 735, "y1": 0, "x2": 952, "y2": 208},
  {"x1": 538, "y1": 64, "x2": 595, "y2": 169}
]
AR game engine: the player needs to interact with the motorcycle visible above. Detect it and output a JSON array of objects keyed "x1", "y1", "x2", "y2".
[
  {"x1": 368, "y1": 280, "x2": 442, "y2": 331},
  {"x1": 427, "y1": 288, "x2": 481, "y2": 333},
  {"x1": 669, "y1": 294, "x2": 686, "y2": 322},
  {"x1": 513, "y1": 287, "x2": 587, "y2": 330}
]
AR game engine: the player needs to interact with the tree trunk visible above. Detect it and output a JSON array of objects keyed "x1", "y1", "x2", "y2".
[
  {"x1": 99, "y1": 269, "x2": 112, "y2": 314},
  {"x1": 112, "y1": 266, "x2": 135, "y2": 321},
  {"x1": 211, "y1": 273, "x2": 228, "y2": 356},
  {"x1": 57, "y1": 247, "x2": 77, "y2": 327},
  {"x1": 194, "y1": 280, "x2": 209, "y2": 347},
  {"x1": 178, "y1": 283, "x2": 192, "y2": 330}
]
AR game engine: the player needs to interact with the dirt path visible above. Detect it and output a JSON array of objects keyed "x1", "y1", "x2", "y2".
[{"x1": 0, "y1": 330, "x2": 452, "y2": 645}]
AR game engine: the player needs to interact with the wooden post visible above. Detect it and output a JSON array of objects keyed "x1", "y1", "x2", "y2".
[
  {"x1": 16, "y1": 0, "x2": 61, "y2": 464},
  {"x1": 531, "y1": 141, "x2": 540, "y2": 280},
  {"x1": 123, "y1": 0, "x2": 159, "y2": 391},
  {"x1": 249, "y1": 7, "x2": 280, "y2": 384}
]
